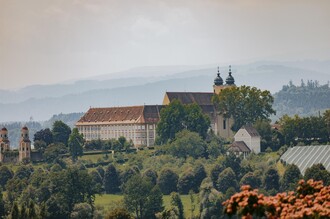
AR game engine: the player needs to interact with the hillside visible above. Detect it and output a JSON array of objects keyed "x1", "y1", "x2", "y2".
[
  {"x1": 273, "y1": 81, "x2": 330, "y2": 118},
  {"x1": 0, "y1": 61, "x2": 329, "y2": 122}
]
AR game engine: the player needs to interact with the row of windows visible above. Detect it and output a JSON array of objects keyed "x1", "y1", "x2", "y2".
[{"x1": 78, "y1": 124, "x2": 155, "y2": 132}]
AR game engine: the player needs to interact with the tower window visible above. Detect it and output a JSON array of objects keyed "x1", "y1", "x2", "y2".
[{"x1": 223, "y1": 120, "x2": 226, "y2": 130}]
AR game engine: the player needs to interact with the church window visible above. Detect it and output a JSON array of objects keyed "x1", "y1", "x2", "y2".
[{"x1": 223, "y1": 120, "x2": 226, "y2": 130}]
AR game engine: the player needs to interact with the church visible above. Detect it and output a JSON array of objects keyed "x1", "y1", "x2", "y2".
[
  {"x1": 76, "y1": 66, "x2": 237, "y2": 147},
  {"x1": 0, "y1": 126, "x2": 32, "y2": 163}
]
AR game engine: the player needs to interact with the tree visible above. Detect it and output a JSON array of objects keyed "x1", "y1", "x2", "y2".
[
  {"x1": 156, "y1": 100, "x2": 210, "y2": 143},
  {"x1": 184, "y1": 103, "x2": 210, "y2": 139},
  {"x1": 177, "y1": 171, "x2": 195, "y2": 195},
  {"x1": 33, "y1": 140, "x2": 47, "y2": 153},
  {"x1": 0, "y1": 165, "x2": 13, "y2": 189},
  {"x1": 105, "y1": 208, "x2": 132, "y2": 219},
  {"x1": 281, "y1": 164, "x2": 302, "y2": 191},
  {"x1": 170, "y1": 192, "x2": 184, "y2": 219},
  {"x1": 216, "y1": 167, "x2": 238, "y2": 193},
  {"x1": 304, "y1": 163, "x2": 330, "y2": 186},
  {"x1": 52, "y1": 120, "x2": 71, "y2": 146},
  {"x1": 34, "y1": 128, "x2": 53, "y2": 146},
  {"x1": 43, "y1": 143, "x2": 68, "y2": 163},
  {"x1": 104, "y1": 164, "x2": 120, "y2": 194},
  {"x1": 156, "y1": 99, "x2": 186, "y2": 143},
  {"x1": 68, "y1": 128, "x2": 84, "y2": 162},
  {"x1": 10, "y1": 202, "x2": 20, "y2": 219},
  {"x1": 70, "y1": 203, "x2": 93, "y2": 219},
  {"x1": 157, "y1": 169, "x2": 178, "y2": 195},
  {"x1": 264, "y1": 167, "x2": 280, "y2": 192},
  {"x1": 212, "y1": 85, "x2": 275, "y2": 131},
  {"x1": 142, "y1": 169, "x2": 158, "y2": 186},
  {"x1": 167, "y1": 130, "x2": 207, "y2": 159},
  {"x1": 123, "y1": 175, "x2": 163, "y2": 219},
  {"x1": 240, "y1": 172, "x2": 262, "y2": 189},
  {"x1": 199, "y1": 179, "x2": 223, "y2": 219}
]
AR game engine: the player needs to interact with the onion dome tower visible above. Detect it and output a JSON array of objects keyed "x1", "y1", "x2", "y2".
[
  {"x1": 213, "y1": 67, "x2": 225, "y2": 94},
  {"x1": 225, "y1": 65, "x2": 235, "y2": 86},
  {"x1": 214, "y1": 66, "x2": 223, "y2": 86},
  {"x1": 0, "y1": 127, "x2": 10, "y2": 162},
  {"x1": 19, "y1": 126, "x2": 31, "y2": 162}
]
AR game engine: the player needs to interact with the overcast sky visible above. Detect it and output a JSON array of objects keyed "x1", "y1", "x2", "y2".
[{"x1": 1, "y1": 0, "x2": 330, "y2": 90}]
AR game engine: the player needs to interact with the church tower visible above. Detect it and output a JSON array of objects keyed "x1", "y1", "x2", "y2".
[
  {"x1": 0, "y1": 127, "x2": 10, "y2": 162},
  {"x1": 213, "y1": 65, "x2": 235, "y2": 139},
  {"x1": 19, "y1": 126, "x2": 31, "y2": 162}
]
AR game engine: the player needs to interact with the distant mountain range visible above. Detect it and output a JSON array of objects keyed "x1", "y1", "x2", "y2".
[{"x1": 0, "y1": 60, "x2": 329, "y2": 122}]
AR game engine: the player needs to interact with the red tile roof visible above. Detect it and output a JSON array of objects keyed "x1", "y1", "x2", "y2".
[{"x1": 76, "y1": 105, "x2": 163, "y2": 125}]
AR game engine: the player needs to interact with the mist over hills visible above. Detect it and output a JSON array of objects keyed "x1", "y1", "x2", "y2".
[{"x1": 0, "y1": 60, "x2": 329, "y2": 122}]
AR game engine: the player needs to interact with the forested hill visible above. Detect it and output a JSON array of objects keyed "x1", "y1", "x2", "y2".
[{"x1": 273, "y1": 80, "x2": 330, "y2": 118}]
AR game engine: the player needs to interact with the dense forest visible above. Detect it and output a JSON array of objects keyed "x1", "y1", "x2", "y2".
[{"x1": 273, "y1": 80, "x2": 330, "y2": 118}]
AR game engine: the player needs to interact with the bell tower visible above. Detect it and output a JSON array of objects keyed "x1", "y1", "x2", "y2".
[
  {"x1": 0, "y1": 127, "x2": 10, "y2": 162},
  {"x1": 213, "y1": 67, "x2": 225, "y2": 94},
  {"x1": 19, "y1": 126, "x2": 31, "y2": 162}
]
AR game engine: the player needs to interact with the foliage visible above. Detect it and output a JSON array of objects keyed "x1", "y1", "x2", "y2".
[
  {"x1": 52, "y1": 120, "x2": 71, "y2": 146},
  {"x1": 166, "y1": 130, "x2": 207, "y2": 159},
  {"x1": 157, "y1": 169, "x2": 179, "y2": 195},
  {"x1": 34, "y1": 128, "x2": 53, "y2": 146},
  {"x1": 212, "y1": 85, "x2": 275, "y2": 131},
  {"x1": 142, "y1": 169, "x2": 158, "y2": 186},
  {"x1": 123, "y1": 175, "x2": 163, "y2": 219},
  {"x1": 0, "y1": 165, "x2": 13, "y2": 189},
  {"x1": 68, "y1": 128, "x2": 84, "y2": 162},
  {"x1": 240, "y1": 172, "x2": 262, "y2": 189},
  {"x1": 170, "y1": 192, "x2": 184, "y2": 219},
  {"x1": 177, "y1": 171, "x2": 196, "y2": 195},
  {"x1": 43, "y1": 143, "x2": 68, "y2": 163},
  {"x1": 304, "y1": 163, "x2": 330, "y2": 186},
  {"x1": 105, "y1": 208, "x2": 132, "y2": 219},
  {"x1": 279, "y1": 113, "x2": 329, "y2": 145},
  {"x1": 104, "y1": 164, "x2": 120, "y2": 194},
  {"x1": 273, "y1": 80, "x2": 330, "y2": 117},
  {"x1": 263, "y1": 167, "x2": 280, "y2": 192},
  {"x1": 156, "y1": 100, "x2": 210, "y2": 143},
  {"x1": 70, "y1": 203, "x2": 93, "y2": 219},
  {"x1": 199, "y1": 178, "x2": 223, "y2": 219},
  {"x1": 281, "y1": 164, "x2": 302, "y2": 191},
  {"x1": 216, "y1": 167, "x2": 238, "y2": 193},
  {"x1": 223, "y1": 180, "x2": 330, "y2": 218}
]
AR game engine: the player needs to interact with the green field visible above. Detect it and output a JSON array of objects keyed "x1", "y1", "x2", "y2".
[{"x1": 95, "y1": 194, "x2": 200, "y2": 217}]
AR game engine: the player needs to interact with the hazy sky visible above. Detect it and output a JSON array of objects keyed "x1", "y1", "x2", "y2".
[{"x1": 1, "y1": 0, "x2": 330, "y2": 90}]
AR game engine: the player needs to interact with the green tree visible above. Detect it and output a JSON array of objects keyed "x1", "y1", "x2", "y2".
[
  {"x1": 156, "y1": 100, "x2": 210, "y2": 143},
  {"x1": 177, "y1": 172, "x2": 195, "y2": 195},
  {"x1": 170, "y1": 192, "x2": 184, "y2": 219},
  {"x1": 156, "y1": 99, "x2": 186, "y2": 143},
  {"x1": 157, "y1": 169, "x2": 178, "y2": 195},
  {"x1": 216, "y1": 167, "x2": 238, "y2": 193},
  {"x1": 184, "y1": 103, "x2": 210, "y2": 139},
  {"x1": 142, "y1": 169, "x2": 158, "y2": 186},
  {"x1": 212, "y1": 85, "x2": 275, "y2": 131},
  {"x1": 199, "y1": 178, "x2": 223, "y2": 219},
  {"x1": 10, "y1": 201, "x2": 20, "y2": 219},
  {"x1": 240, "y1": 172, "x2": 262, "y2": 189},
  {"x1": 43, "y1": 143, "x2": 68, "y2": 163},
  {"x1": 34, "y1": 128, "x2": 53, "y2": 146},
  {"x1": 123, "y1": 175, "x2": 163, "y2": 219},
  {"x1": 104, "y1": 164, "x2": 120, "y2": 194},
  {"x1": 0, "y1": 165, "x2": 13, "y2": 189},
  {"x1": 70, "y1": 203, "x2": 93, "y2": 219},
  {"x1": 264, "y1": 167, "x2": 280, "y2": 192},
  {"x1": 68, "y1": 128, "x2": 84, "y2": 162},
  {"x1": 304, "y1": 163, "x2": 330, "y2": 186},
  {"x1": 167, "y1": 130, "x2": 207, "y2": 159},
  {"x1": 281, "y1": 164, "x2": 302, "y2": 191},
  {"x1": 105, "y1": 208, "x2": 132, "y2": 219},
  {"x1": 52, "y1": 120, "x2": 71, "y2": 146},
  {"x1": 192, "y1": 164, "x2": 207, "y2": 192},
  {"x1": 0, "y1": 191, "x2": 5, "y2": 219},
  {"x1": 33, "y1": 140, "x2": 47, "y2": 153}
]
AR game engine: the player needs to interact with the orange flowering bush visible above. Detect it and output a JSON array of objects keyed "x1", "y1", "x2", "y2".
[{"x1": 223, "y1": 180, "x2": 330, "y2": 218}]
